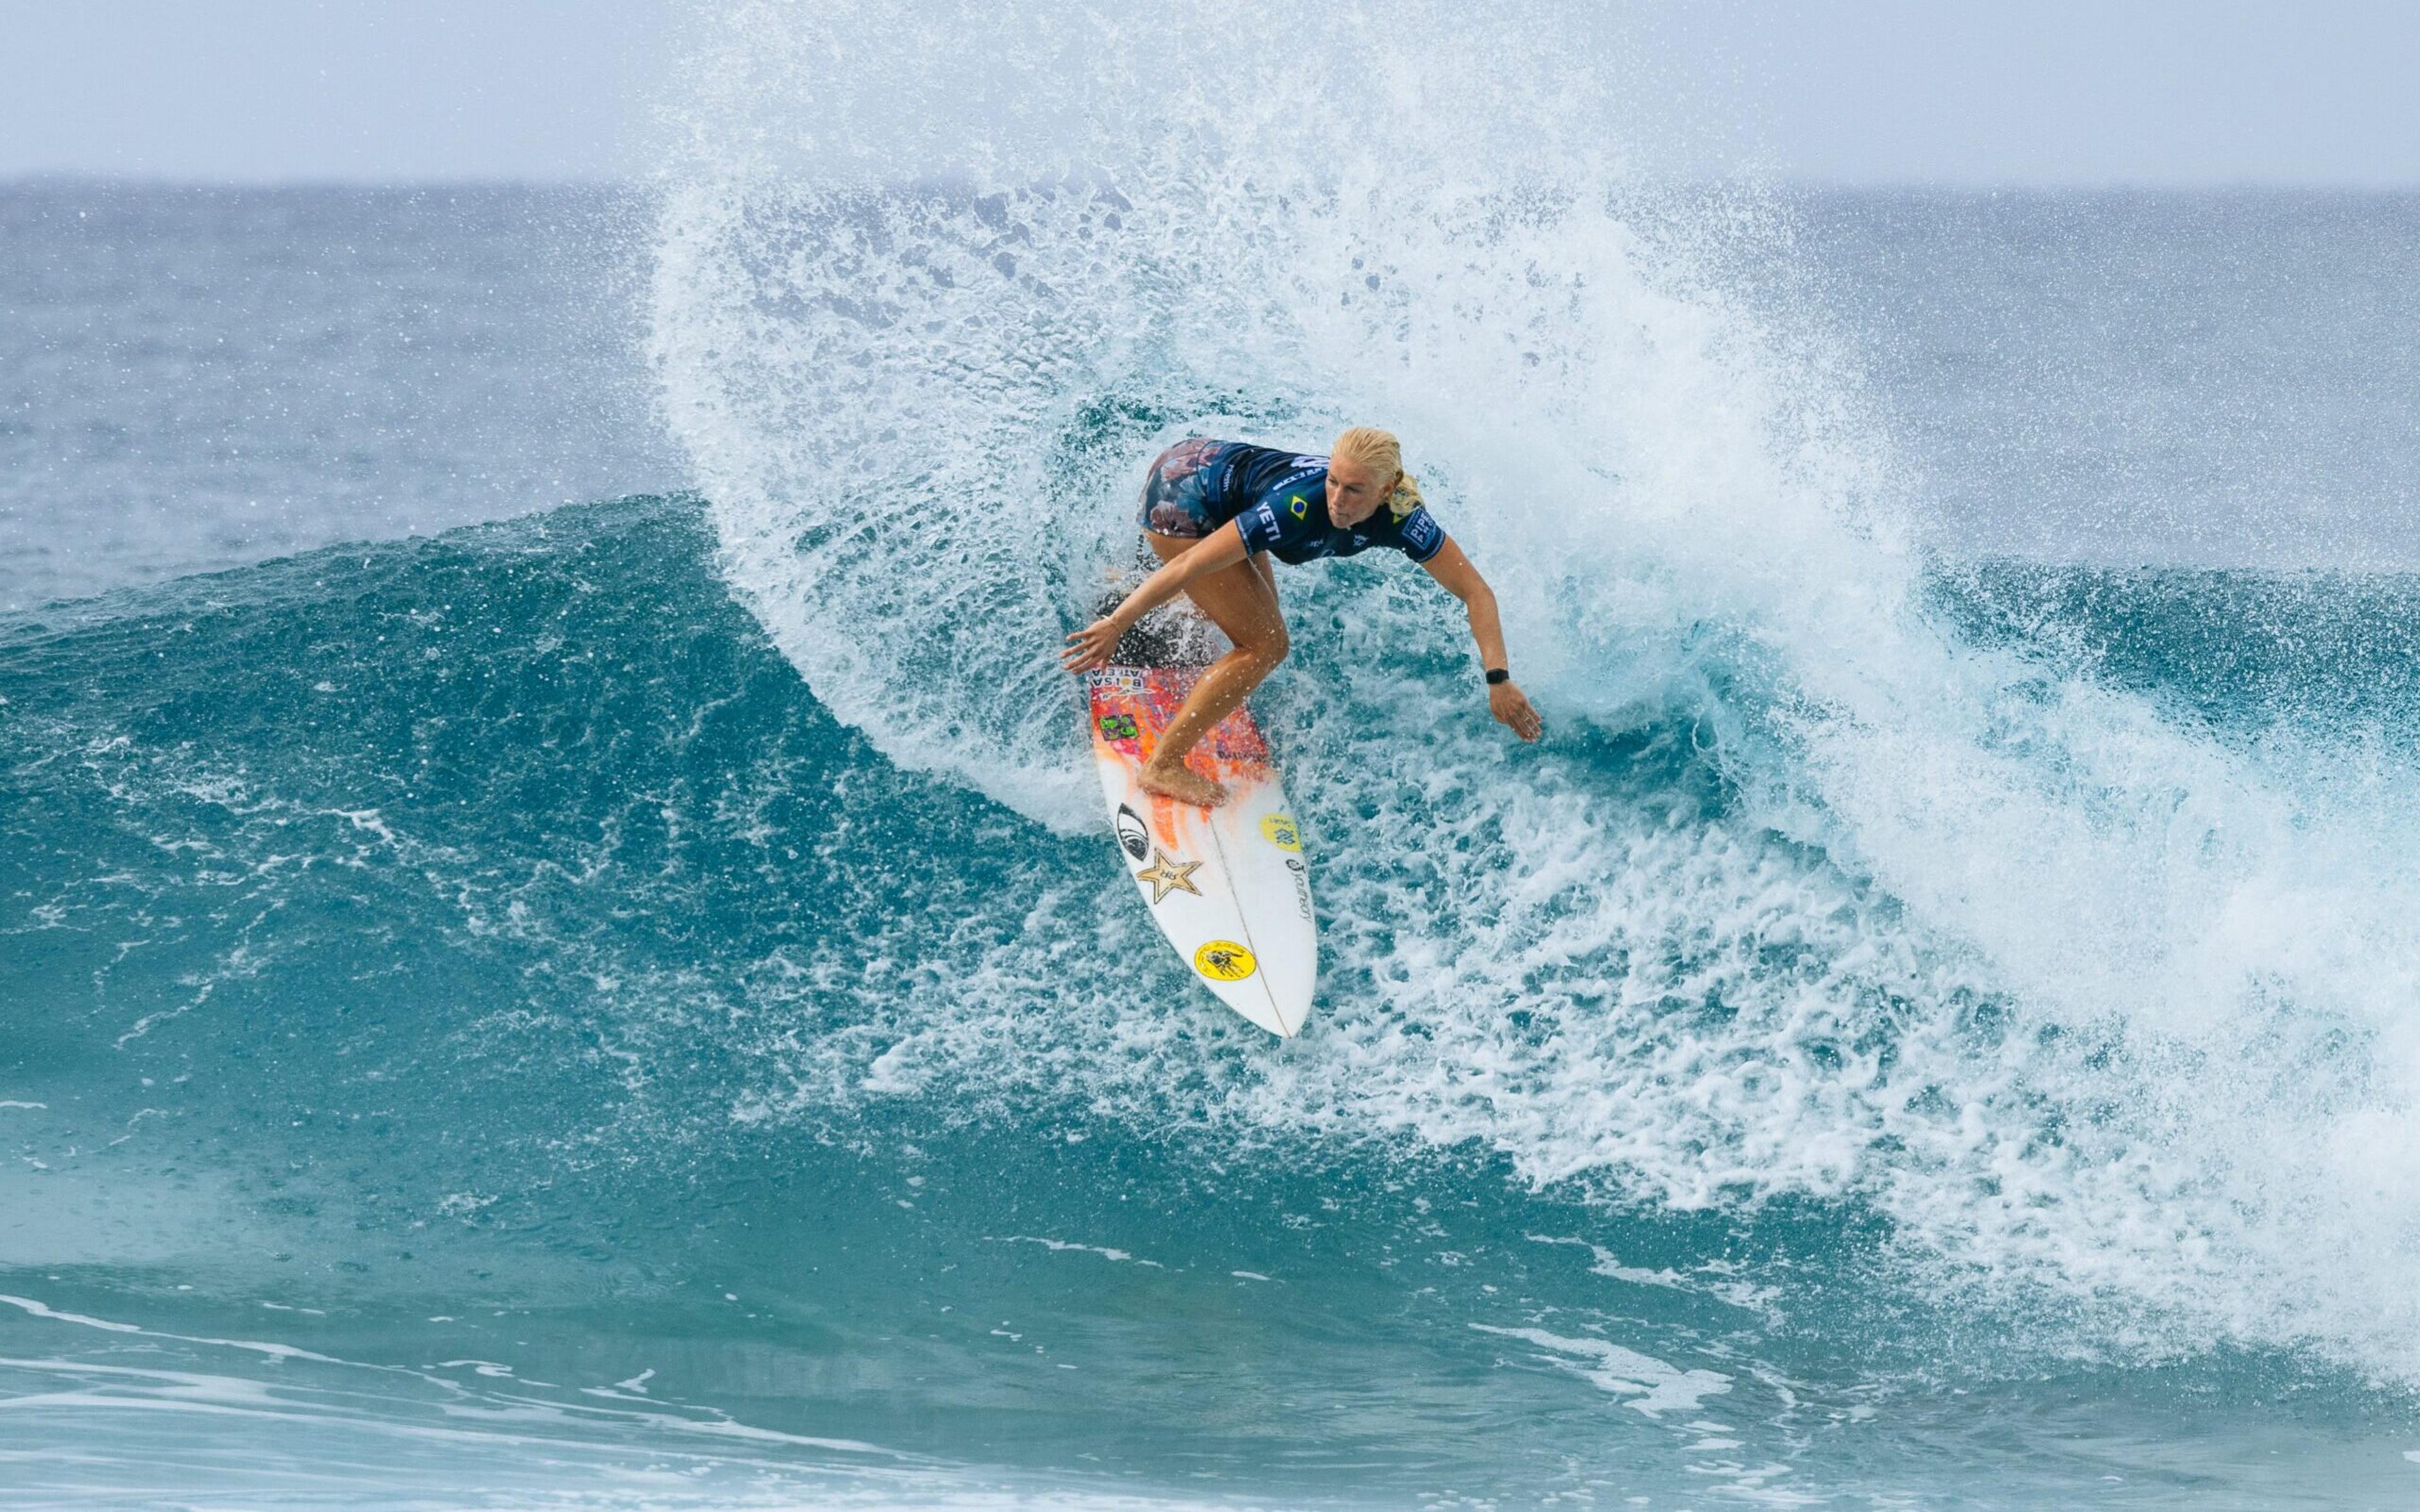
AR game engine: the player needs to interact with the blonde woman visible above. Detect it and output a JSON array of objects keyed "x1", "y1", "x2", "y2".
[{"x1": 1063, "y1": 428, "x2": 1541, "y2": 806}]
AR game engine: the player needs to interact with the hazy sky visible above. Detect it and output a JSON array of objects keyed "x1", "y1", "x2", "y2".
[
  {"x1": 1, "y1": 1, "x2": 672, "y2": 181},
  {"x1": 4, "y1": 1, "x2": 2415, "y2": 186},
  {"x1": 1710, "y1": 0, "x2": 2420, "y2": 186}
]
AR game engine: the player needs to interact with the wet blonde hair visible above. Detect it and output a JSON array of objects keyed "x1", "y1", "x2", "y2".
[{"x1": 1332, "y1": 426, "x2": 1424, "y2": 520}]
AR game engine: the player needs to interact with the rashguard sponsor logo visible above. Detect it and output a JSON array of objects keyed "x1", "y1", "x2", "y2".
[
  {"x1": 1244, "y1": 501, "x2": 1281, "y2": 549},
  {"x1": 1274, "y1": 465, "x2": 1323, "y2": 501},
  {"x1": 1401, "y1": 509, "x2": 1443, "y2": 557}
]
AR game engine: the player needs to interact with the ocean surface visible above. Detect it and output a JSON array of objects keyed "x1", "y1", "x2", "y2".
[
  {"x1": 8, "y1": 8, "x2": 2420, "y2": 1509},
  {"x1": 0, "y1": 183, "x2": 681, "y2": 610}
]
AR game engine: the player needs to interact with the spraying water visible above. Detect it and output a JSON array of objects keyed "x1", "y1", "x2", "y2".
[{"x1": 649, "y1": 0, "x2": 2420, "y2": 1384}]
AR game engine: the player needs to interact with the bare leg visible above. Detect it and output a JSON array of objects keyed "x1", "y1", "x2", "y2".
[{"x1": 1136, "y1": 532, "x2": 1288, "y2": 807}]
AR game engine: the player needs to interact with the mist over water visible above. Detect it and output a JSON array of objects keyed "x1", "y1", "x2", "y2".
[{"x1": 5, "y1": 1, "x2": 2420, "y2": 1506}]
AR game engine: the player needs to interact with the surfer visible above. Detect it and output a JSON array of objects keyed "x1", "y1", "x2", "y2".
[{"x1": 1062, "y1": 428, "x2": 1542, "y2": 806}]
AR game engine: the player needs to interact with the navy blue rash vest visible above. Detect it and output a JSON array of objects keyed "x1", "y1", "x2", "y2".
[{"x1": 1149, "y1": 440, "x2": 1447, "y2": 566}]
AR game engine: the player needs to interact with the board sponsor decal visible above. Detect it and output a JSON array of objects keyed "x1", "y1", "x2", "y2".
[
  {"x1": 1284, "y1": 854, "x2": 1313, "y2": 922},
  {"x1": 1194, "y1": 940, "x2": 1257, "y2": 982},
  {"x1": 1115, "y1": 805, "x2": 1151, "y2": 862},
  {"x1": 1259, "y1": 813, "x2": 1302, "y2": 850},
  {"x1": 1136, "y1": 848, "x2": 1202, "y2": 904}
]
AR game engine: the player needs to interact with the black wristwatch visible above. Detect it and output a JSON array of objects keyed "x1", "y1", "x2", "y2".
[{"x1": 1485, "y1": 667, "x2": 1509, "y2": 685}]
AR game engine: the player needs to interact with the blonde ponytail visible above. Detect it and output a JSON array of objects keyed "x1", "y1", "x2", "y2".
[{"x1": 1332, "y1": 425, "x2": 1422, "y2": 520}]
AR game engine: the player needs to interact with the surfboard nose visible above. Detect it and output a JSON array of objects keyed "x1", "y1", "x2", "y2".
[{"x1": 1089, "y1": 663, "x2": 1318, "y2": 1039}]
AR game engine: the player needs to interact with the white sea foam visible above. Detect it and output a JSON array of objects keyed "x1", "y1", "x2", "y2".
[
  {"x1": 653, "y1": 0, "x2": 2420, "y2": 1387},
  {"x1": 1472, "y1": 1324, "x2": 1732, "y2": 1418},
  {"x1": 991, "y1": 1235, "x2": 1165, "y2": 1268}
]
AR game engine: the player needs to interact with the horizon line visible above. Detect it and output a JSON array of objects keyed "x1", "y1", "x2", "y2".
[{"x1": 7, "y1": 170, "x2": 2420, "y2": 197}]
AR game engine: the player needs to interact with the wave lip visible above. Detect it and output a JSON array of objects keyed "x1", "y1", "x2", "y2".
[{"x1": 5, "y1": 492, "x2": 2420, "y2": 1502}]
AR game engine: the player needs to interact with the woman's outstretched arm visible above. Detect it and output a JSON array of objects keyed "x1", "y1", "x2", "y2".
[
  {"x1": 1061, "y1": 521, "x2": 1251, "y2": 672},
  {"x1": 1418, "y1": 538, "x2": 1543, "y2": 742}
]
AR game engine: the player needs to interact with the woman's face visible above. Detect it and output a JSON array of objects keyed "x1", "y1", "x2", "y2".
[{"x1": 1325, "y1": 455, "x2": 1393, "y2": 528}]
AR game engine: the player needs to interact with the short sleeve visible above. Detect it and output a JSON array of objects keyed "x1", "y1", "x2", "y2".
[
  {"x1": 1395, "y1": 506, "x2": 1445, "y2": 563},
  {"x1": 1236, "y1": 500, "x2": 1284, "y2": 556}
]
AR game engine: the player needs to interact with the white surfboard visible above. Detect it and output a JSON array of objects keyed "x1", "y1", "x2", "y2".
[{"x1": 1085, "y1": 659, "x2": 1317, "y2": 1037}]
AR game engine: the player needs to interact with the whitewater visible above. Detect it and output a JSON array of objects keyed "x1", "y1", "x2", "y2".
[{"x1": 6, "y1": 1, "x2": 2420, "y2": 1506}]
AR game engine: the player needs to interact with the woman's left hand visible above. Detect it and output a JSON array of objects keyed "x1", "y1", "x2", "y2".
[
  {"x1": 1489, "y1": 680, "x2": 1543, "y2": 742},
  {"x1": 1062, "y1": 618, "x2": 1126, "y2": 673}
]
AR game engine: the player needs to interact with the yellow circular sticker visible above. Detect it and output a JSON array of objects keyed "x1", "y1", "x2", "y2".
[
  {"x1": 1259, "y1": 813, "x2": 1303, "y2": 852},
  {"x1": 1193, "y1": 940, "x2": 1259, "y2": 982}
]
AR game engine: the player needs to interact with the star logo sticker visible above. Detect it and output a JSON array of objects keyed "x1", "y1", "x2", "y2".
[{"x1": 1134, "y1": 847, "x2": 1202, "y2": 905}]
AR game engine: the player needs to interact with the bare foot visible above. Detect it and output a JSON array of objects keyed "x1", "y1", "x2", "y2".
[{"x1": 1139, "y1": 759, "x2": 1227, "y2": 808}]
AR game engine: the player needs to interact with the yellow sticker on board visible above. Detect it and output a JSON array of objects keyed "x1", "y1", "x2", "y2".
[
  {"x1": 1194, "y1": 940, "x2": 1259, "y2": 982},
  {"x1": 1259, "y1": 813, "x2": 1303, "y2": 851}
]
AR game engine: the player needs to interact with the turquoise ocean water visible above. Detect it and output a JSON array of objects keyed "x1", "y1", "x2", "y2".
[{"x1": 7, "y1": 4, "x2": 2420, "y2": 1506}]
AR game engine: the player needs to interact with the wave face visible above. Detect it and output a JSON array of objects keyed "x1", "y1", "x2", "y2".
[{"x1": 4, "y1": 498, "x2": 2420, "y2": 1504}]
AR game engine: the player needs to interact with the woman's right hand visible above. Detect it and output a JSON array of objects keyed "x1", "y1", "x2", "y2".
[{"x1": 1061, "y1": 617, "x2": 1126, "y2": 673}]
